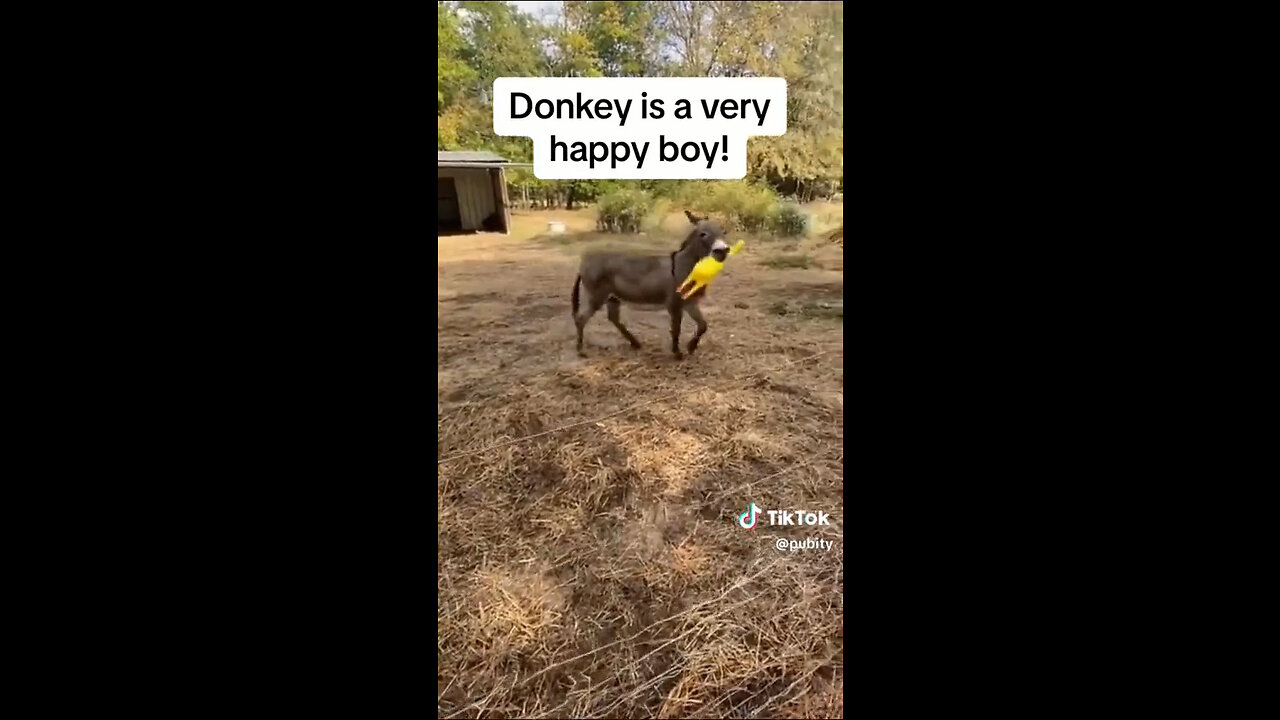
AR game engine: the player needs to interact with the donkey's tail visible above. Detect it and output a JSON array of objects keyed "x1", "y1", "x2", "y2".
[{"x1": 571, "y1": 275, "x2": 582, "y2": 316}]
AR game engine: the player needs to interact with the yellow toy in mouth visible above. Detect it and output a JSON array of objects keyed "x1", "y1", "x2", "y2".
[{"x1": 678, "y1": 240, "x2": 746, "y2": 299}]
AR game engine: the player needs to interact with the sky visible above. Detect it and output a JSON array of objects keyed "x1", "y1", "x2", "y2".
[{"x1": 509, "y1": 0, "x2": 561, "y2": 22}]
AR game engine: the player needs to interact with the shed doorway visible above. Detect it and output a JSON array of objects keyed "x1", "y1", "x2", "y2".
[{"x1": 438, "y1": 177, "x2": 461, "y2": 233}]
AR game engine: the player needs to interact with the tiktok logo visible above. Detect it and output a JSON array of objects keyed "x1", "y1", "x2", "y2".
[{"x1": 735, "y1": 504, "x2": 835, "y2": 529}]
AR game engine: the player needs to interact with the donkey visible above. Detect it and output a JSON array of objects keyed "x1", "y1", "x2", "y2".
[{"x1": 571, "y1": 210, "x2": 730, "y2": 360}]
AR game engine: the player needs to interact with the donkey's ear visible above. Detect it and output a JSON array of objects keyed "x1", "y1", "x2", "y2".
[{"x1": 685, "y1": 210, "x2": 703, "y2": 225}]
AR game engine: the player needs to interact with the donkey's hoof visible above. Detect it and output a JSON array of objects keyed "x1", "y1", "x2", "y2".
[
  {"x1": 629, "y1": 342, "x2": 642, "y2": 350},
  {"x1": 672, "y1": 350, "x2": 685, "y2": 361},
  {"x1": 577, "y1": 350, "x2": 588, "y2": 358}
]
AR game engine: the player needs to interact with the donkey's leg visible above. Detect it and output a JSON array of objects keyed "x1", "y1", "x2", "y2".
[
  {"x1": 684, "y1": 302, "x2": 709, "y2": 355},
  {"x1": 607, "y1": 298, "x2": 642, "y2": 349},
  {"x1": 668, "y1": 304, "x2": 685, "y2": 360},
  {"x1": 575, "y1": 292, "x2": 607, "y2": 357}
]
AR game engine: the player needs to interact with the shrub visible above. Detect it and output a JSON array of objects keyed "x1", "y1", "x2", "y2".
[
  {"x1": 673, "y1": 181, "x2": 774, "y2": 232},
  {"x1": 596, "y1": 189, "x2": 656, "y2": 233},
  {"x1": 679, "y1": 181, "x2": 819, "y2": 235},
  {"x1": 706, "y1": 181, "x2": 780, "y2": 232},
  {"x1": 639, "y1": 179, "x2": 687, "y2": 199},
  {"x1": 737, "y1": 196, "x2": 779, "y2": 232},
  {"x1": 773, "y1": 204, "x2": 809, "y2": 237},
  {"x1": 672, "y1": 181, "x2": 714, "y2": 206}
]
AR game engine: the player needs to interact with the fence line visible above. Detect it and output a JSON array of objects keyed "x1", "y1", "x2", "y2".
[{"x1": 437, "y1": 347, "x2": 841, "y2": 465}]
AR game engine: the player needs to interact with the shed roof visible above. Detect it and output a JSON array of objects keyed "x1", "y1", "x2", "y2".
[{"x1": 438, "y1": 151, "x2": 507, "y2": 164}]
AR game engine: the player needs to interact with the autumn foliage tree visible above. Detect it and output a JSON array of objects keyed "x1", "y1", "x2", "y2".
[{"x1": 437, "y1": 1, "x2": 843, "y2": 206}]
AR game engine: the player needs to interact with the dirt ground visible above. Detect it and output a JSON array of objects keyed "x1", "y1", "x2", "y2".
[{"x1": 438, "y1": 208, "x2": 844, "y2": 719}]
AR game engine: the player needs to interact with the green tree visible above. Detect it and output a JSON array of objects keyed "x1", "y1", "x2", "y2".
[
  {"x1": 437, "y1": 1, "x2": 845, "y2": 205},
  {"x1": 439, "y1": 2, "x2": 544, "y2": 152},
  {"x1": 749, "y1": 2, "x2": 843, "y2": 196},
  {"x1": 438, "y1": 3, "x2": 476, "y2": 110},
  {"x1": 564, "y1": 1, "x2": 661, "y2": 76},
  {"x1": 459, "y1": 1, "x2": 545, "y2": 85},
  {"x1": 550, "y1": 26, "x2": 604, "y2": 77}
]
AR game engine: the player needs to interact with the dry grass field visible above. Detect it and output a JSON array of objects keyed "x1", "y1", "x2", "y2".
[{"x1": 437, "y1": 207, "x2": 844, "y2": 719}]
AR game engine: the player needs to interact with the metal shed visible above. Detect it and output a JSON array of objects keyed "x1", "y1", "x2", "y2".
[{"x1": 437, "y1": 151, "x2": 511, "y2": 234}]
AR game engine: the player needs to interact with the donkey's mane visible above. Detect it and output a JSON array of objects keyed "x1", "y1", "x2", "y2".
[{"x1": 672, "y1": 229, "x2": 697, "y2": 275}]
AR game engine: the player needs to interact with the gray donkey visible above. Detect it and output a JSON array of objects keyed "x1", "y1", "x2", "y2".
[{"x1": 571, "y1": 210, "x2": 730, "y2": 359}]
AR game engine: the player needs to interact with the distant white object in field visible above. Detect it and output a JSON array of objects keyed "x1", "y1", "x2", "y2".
[{"x1": 548, "y1": 221, "x2": 566, "y2": 234}]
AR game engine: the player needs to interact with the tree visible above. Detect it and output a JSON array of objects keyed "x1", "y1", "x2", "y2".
[
  {"x1": 651, "y1": 2, "x2": 844, "y2": 194},
  {"x1": 564, "y1": 1, "x2": 662, "y2": 76},
  {"x1": 654, "y1": 1, "x2": 718, "y2": 75},
  {"x1": 549, "y1": 26, "x2": 604, "y2": 77},
  {"x1": 438, "y1": 3, "x2": 476, "y2": 111},
  {"x1": 459, "y1": 1, "x2": 545, "y2": 85},
  {"x1": 436, "y1": 1, "x2": 846, "y2": 205},
  {"x1": 439, "y1": 2, "x2": 543, "y2": 153}
]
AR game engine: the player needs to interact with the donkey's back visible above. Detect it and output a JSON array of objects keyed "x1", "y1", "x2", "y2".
[{"x1": 578, "y1": 251, "x2": 672, "y2": 306}]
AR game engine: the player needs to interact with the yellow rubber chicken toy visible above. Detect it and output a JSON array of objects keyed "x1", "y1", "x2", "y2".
[{"x1": 678, "y1": 240, "x2": 746, "y2": 299}]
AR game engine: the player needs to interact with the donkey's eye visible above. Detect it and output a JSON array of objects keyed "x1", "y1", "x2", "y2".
[{"x1": 698, "y1": 231, "x2": 707, "y2": 238}]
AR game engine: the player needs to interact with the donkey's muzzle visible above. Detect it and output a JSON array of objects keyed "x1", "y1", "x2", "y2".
[{"x1": 711, "y1": 248, "x2": 728, "y2": 262}]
